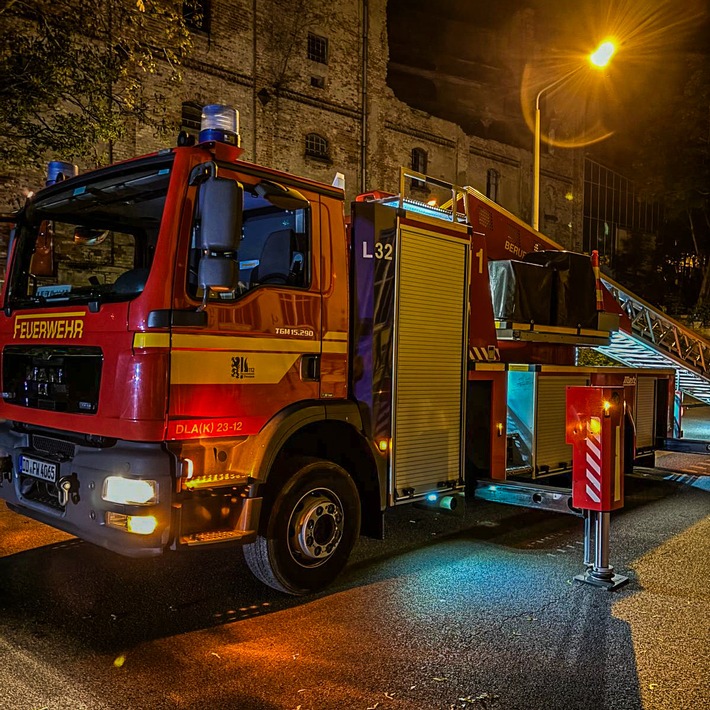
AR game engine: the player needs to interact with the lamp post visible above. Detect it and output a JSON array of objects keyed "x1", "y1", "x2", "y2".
[{"x1": 532, "y1": 41, "x2": 616, "y2": 232}]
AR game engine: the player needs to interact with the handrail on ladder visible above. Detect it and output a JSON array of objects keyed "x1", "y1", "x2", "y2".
[{"x1": 601, "y1": 275, "x2": 710, "y2": 378}]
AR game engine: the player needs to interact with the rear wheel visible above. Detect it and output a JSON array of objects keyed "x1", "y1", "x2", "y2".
[{"x1": 243, "y1": 457, "x2": 361, "y2": 595}]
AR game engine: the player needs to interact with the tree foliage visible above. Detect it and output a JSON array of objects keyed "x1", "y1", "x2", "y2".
[
  {"x1": 0, "y1": 0, "x2": 193, "y2": 169},
  {"x1": 633, "y1": 54, "x2": 710, "y2": 313},
  {"x1": 576, "y1": 348, "x2": 619, "y2": 367},
  {"x1": 262, "y1": 0, "x2": 327, "y2": 98}
]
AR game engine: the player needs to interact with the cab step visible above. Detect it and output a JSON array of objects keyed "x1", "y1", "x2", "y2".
[{"x1": 181, "y1": 529, "x2": 253, "y2": 546}]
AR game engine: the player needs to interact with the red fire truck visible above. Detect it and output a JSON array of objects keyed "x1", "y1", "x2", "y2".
[{"x1": 0, "y1": 106, "x2": 674, "y2": 594}]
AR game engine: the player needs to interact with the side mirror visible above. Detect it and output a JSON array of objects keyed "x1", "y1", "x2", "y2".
[
  {"x1": 198, "y1": 255, "x2": 236, "y2": 293},
  {"x1": 255, "y1": 180, "x2": 308, "y2": 211},
  {"x1": 198, "y1": 175, "x2": 243, "y2": 252}
]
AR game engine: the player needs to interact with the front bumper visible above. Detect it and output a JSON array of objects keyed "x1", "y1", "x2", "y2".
[{"x1": 0, "y1": 425, "x2": 175, "y2": 557}]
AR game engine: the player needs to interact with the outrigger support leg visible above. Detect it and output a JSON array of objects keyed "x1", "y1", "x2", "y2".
[{"x1": 575, "y1": 511, "x2": 629, "y2": 591}]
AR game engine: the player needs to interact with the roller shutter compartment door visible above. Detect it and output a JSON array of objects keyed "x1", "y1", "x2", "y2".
[
  {"x1": 391, "y1": 227, "x2": 468, "y2": 499},
  {"x1": 635, "y1": 377, "x2": 656, "y2": 449}
]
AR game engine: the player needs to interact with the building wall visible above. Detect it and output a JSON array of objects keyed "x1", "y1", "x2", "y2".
[
  {"x1": 1, "y1": 0, "x2": 583, "y2": 254},
  {"x1": 387, "y1": 0, "x2": 537, "y2": 148}
]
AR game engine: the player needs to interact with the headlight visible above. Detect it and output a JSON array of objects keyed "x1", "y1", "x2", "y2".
[{"x1": 103, "y1": 476, "x2": 157, "y2": 505}]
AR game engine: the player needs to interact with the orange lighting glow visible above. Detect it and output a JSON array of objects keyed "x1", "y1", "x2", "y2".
[
  {"x1": 106, "y1": 512, "x2": 159, "y2": 535},
  {"x1": 126, "y1": 515, "x2": 158, "y2": 535},
  {"x1": 183, "y1": 457, "x2": 194, "y2": 479}
]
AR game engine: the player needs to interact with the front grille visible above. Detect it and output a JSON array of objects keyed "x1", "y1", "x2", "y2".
[
  {"x1": 30, "y1": 434, "x2": 75, "y2": 459},
  {"x1": 2, "y1": 345, "x2": 102, "y2": 414}
]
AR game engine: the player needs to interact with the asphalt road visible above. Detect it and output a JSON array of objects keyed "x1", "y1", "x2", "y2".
[{"x1": 0, "y1": 466, "x2": 708, "y2": 710}]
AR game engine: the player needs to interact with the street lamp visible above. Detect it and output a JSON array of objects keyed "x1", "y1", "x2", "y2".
[{"x1": 532, "y1": 41, "x2": 616, "y2": 232}]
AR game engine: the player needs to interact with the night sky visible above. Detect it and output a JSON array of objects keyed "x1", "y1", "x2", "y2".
[{"x1": 388, "y1": 0, "x2": 710, "y2": 169}]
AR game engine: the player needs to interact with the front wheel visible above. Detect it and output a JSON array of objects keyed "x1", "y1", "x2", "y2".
[{"x1": 243, "y1": 457, "x2": 361, "y2": 595}]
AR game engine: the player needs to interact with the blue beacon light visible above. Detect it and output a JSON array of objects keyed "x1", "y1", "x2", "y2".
[
  {"x1": 199, "y1": 104, "x2": 241, "y2": 146},
  {"x1": 46, "y1": 161, "x2": 78, "y2": 186}
]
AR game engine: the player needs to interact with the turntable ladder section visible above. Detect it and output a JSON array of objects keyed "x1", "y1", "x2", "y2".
[{"x1": 598, "y1": 277, "x2": 710, "y2": 404}]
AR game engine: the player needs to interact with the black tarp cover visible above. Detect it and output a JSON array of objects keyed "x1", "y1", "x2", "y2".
[
  {"x1": 523, "y1": 250, "x2": 597, "y2": 328},
  {"x1": 488, "y1": 260, "x2": 553, "y2": 324}
]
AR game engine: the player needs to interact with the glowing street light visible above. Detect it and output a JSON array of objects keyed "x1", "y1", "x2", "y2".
[
  {"x1": 590, "y1": 41, "x2": 616, "y2": 68},
  {"x1": 532, "y1": 40, "x2": 616, "y2": 232}
]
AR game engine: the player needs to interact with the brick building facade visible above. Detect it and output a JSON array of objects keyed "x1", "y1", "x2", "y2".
[{"x1": 1, "y1": 0, "x2": 584, "y2": 261}]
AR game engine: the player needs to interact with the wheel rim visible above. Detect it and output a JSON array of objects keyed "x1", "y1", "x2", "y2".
[{"x1": 288, "y1": 487, "x2": 345, "y2": 568}]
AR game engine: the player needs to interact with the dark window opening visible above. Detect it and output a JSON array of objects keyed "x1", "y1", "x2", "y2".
[
  {"x1": 545, "y1": 126, "x2": 556, "y2": 155},
  {"x1": 310, "y1": 76, "x2": 325, "y2": 89},
  {"x1": 307, "y1": 33, "x2": 328, "y2": 64},
  {"x1": 411, "y1": 147, "x2": 428, "y2": 189},
  {"x1": 181, "y1": 101, "x2": 202, "y2": 134},
  {"x1": 582, "y1": 158, "x2": 663, "y2": 264},
  {"x1": 183, "y1": 0, "x2": 209, "y2": 32},
  {"x1": 486, "y1": 168, "x2": 500, "y2": 203}
]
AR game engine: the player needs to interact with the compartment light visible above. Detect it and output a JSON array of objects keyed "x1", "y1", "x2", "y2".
[
  {"x1": 376, "y1": 438, "x2": 390, "y2": 453},
  {"x1": 588, "y1": 417, "x2": 602, "y2": 435}
]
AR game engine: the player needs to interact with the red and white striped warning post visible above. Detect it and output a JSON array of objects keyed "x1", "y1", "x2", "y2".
[
  {"x1": 584, "y1": 417, "x2": 603, "y2": 505},
  {"x1": 566, "y1": 386, "x2": 629, "y2": 590}
]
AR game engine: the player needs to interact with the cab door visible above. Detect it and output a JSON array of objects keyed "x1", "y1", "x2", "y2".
[{"x1": 166, "y1": 168, "x2": 323, "y2": 439}]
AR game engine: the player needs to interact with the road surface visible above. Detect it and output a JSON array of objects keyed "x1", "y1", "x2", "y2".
[{"x1": 0, "y1": 465, "x2": 708, "y2": 710}]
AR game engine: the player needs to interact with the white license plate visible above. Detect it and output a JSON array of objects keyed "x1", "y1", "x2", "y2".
[{"x1": 19, "y1": 455, "x2": 57, "y2": 483}]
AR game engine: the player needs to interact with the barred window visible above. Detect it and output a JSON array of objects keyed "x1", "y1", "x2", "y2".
[
  {"x1": 307, "y1": 33, "x2": 328, "y2": 64},
  {"x1": 181, "y1": 101, "x2": 202, "y2": 134},
  {"x1": 183, "y1": 0, "x2": 209, "y2": 32},
  {"x1": 305, "y1": 133, "x2": 329, "y2": 160}
]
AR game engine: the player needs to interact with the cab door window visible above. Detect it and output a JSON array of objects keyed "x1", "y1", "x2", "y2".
[{"x1": 187, "y1": 181, "x2": 311, "y2": 301}]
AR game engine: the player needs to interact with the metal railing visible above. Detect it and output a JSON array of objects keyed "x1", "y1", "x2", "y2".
[
  {"x1": 598, "y1": 276, "x2": 710, "y2": 405},
  {"x1": 601, "y1": 276, "x2": 710, "y2": 379}
]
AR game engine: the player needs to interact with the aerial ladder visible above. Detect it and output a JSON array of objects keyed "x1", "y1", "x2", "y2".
[{"x1": 597, "y1": 276, "x2": 710, "y2": 405}]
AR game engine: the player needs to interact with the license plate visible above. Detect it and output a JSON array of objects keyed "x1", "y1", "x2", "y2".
[{"x1": 19, "y1": 455, "x2": 57, "y2": 483}]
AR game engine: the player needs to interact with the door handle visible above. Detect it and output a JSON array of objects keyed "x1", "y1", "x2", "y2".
[{"x1": 301, "y1": 354, "x2": 320, "y2": 382}]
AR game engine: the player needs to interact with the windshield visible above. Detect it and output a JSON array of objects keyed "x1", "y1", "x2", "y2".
[{"x1": 6, "y1": 158, "x2": 173, "y2": 310}]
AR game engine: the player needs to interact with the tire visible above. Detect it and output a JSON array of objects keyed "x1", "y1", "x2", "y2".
[{"x1": 243, "y1": 457, "x2": 361, "y2": 595}]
